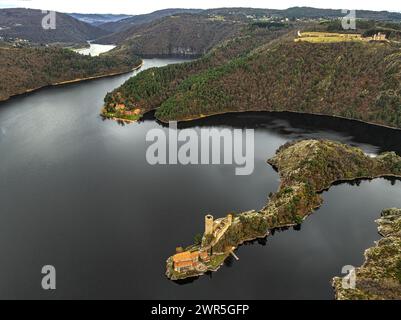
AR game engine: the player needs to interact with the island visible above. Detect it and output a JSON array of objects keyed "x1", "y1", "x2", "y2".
[
  {"x1": 166, "y1": 139, "x2": 401, "y2": 282},
  {"x1": 333, "y1": 208, "x2": 401, "y2": 300}
]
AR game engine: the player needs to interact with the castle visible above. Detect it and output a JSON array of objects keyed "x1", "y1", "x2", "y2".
[
  {"x1": 172, "y1": 214, "x2": 233, "y2": 273},
  {"x1": 205, "y1": 214, "x2": 233, "y2": 247}
]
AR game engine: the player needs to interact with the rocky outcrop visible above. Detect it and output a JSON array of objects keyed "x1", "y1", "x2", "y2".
[
  {"x1": 166, "y1": 140, "x2": 401, "y2": 281},
  {"x1": 333, "y1": 208, "x2": 401, "y2": 300}
]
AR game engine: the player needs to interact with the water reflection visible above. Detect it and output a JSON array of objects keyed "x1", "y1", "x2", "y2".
[{"x1": 1, "y1": 59, "x2": 401, "y2": 299}]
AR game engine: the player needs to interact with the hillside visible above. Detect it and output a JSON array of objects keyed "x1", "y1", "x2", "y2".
[
  {"x1": 68, "y1": 13, "x2": 132, "y2": 26},
  {"x1": 0, "y1": 8, "x2": 109, "y2": 44},
  {"x1": 96, "y1": 13, "x2": 245, "y2": 57},
  {"x1": 98, "y1": 9, "x2": 203, "y2": 33},
  {"x1": 0, "y1": 47, "x2": 141, "y2": 102},
  {"x1": 102, "y1": 25, "x2": 293, "y2": 121},
  {"x1": 204, "y1": 6, "x2": 401, "y2": 21},
  {"x1": 104, "y1": 30, "x2": 401, "y2": 129},
  {"x1": 95, "y1": 7, "x2": 401, "y2": 57}
]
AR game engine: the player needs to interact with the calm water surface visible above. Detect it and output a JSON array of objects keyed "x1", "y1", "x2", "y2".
[
  {"x1": 74, "y1": 43, "x2": 116, "y2": 56},
  {"x1": 1, "y1": 58, "x2": 401, "y2": 299}
]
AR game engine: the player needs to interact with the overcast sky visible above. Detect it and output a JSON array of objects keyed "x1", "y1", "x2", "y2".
[{"x1": 0, "y1": 0, "x2": 400, "y2": 15}]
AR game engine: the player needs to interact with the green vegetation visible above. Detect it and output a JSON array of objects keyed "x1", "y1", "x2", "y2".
[
  {"x1": 395, "y1": 259, "x2": 401, "y2": 284},
  {"x1": 104, "y1": 29, "x2": 401, "y2": 128},
  {"x1": 167, "y1": 140, "x2": 401, "y2": 282},
  {"x1": 193, "y1": 233, "x2": 203, "y2": 246},
  {"x1": 333, "y1": 208, "x2": 401, "y2": 300},
  {"x1": 314, "y1": 19, "x2": 401, "y2": 41},
  {"x1": 103, "y1": 26, "x2": 293, "y2": 120},
  {"x1": 0, "y1": 47, "x2": 141, "y2": 102},
  {"x1": 209, "y1": 254, "x2": 229, "y2": 270},
  {"x1": 97, "y1": 13, "x2": 245, "y2": 56},
  {"x1": 101, "y1": 110, "x2": 141, "y2": 122}
]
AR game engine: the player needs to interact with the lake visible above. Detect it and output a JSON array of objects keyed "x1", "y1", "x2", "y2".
[
  {"x1": 1, "y1": 58, "x2": 401, "y2": 299},
  {"x1": 74, "y1": 43, "x2": 116, "y2": 56}
]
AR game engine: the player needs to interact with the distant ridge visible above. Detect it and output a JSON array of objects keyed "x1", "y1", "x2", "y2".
[
  {"x1": 98, "y1": 8, "x2": 203, "y2": 33},
  {"x1": 0, "y1": 8, "x2": 109, "y2": 44},
  {"x1": 68, "y1": 13, "x2": 133, "y2": 26}
]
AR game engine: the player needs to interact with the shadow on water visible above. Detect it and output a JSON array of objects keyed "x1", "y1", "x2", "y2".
[{"x1": 150, "y1": 110, "x2": 401, "y2": 154}]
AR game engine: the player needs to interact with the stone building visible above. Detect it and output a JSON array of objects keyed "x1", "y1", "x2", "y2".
[{"x1": 173, "y1": 250, "x2": 210, "y2": 273}]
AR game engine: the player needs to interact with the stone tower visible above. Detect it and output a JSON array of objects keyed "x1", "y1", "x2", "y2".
[
  {"x1": 227, "y1": 214, "x2": 233, "y2": 225},
  {"x1": 205, "y1": 215, "x2": 214, "y2": 235}
]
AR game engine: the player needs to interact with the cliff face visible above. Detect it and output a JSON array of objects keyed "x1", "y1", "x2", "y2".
[{"x1": 333, "y1": 208, "x2": 401, "y2": 300}]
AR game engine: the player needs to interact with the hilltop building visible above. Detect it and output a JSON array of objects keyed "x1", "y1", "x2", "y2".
[
  {"x1": 172, "y1": 213, "x2": 234, "y2": 273},
  {"x1": 372, "y1": 32, "x2": 386, "y2": 41}
]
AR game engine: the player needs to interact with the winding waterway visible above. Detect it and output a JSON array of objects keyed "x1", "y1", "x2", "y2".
[{"x1": 1, "y1": 58, "x2": 401, "y2": 299}]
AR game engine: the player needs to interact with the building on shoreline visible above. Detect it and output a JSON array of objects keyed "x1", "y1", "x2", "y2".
[
  {"x1": 172, "y1": 214, "x2": 233, "y2": 273},
  {"x1": 173, "y1": 250, "x2": 210, "y2": 273}
]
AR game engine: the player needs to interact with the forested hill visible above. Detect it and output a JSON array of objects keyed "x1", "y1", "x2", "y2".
[
  {"x1": 68, "y1": 13, "x2": 132, "y2": 26},
  {"x1": 98, "y1": 6, "x2": 401, "y2": 36},
  {"x1": 96, "y1": 14, "x2": 244, "y2": 57},
  {"x1": 0, "y1": 47, "x2": 141, "y2": 102},
  {"x1": 0, "y1": 8, "x2": 109, "y2": 44},
  {"x1": 98, "y1": 9, "x2": 203, "y2": 33},
  {"x1": 104, "y1": 31, "x2": 401, "y2": 129}
]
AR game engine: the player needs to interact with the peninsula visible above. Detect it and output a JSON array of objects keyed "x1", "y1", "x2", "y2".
[{"x1": 166, "y1": 139, "x2": 401, "y2": 282}]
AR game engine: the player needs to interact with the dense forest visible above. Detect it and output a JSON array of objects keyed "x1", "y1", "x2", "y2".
[
  {"x1": 103, "y1": 25, "x2": 295, "y2": 112},
  {"x1": 104, "y1": 27, "x2": 401, "y2": 129},
  {"x1": 97, "y1": 14, "x2": 246, "y2": 57},
  {"x1": 0, "y1": 47, "x2": 141, "y2": 102},
  {"x1": 98, "y1": 7, "x2": 401, "y2": 37}
]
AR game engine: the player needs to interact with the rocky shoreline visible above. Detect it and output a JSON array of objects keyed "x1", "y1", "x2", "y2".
[
  {"x1": 166, "y1": 139, "x2": 401, "y2": 282},
  {"x1": 333, "y1": 208, "x2": 401, "y2": 300}
]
